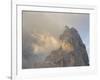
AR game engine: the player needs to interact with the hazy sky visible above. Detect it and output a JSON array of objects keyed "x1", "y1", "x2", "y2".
[{"x1": 22, "y1": 11, "x2": 89, "y2": 54}]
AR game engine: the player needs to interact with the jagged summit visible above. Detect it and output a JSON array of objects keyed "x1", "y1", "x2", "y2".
[
  {"x1": 26, "y1": 26, "x2": 89, "y2": 68},
  {"x1": 45, "y1": 26, "x2": 89, "y2": 67}
]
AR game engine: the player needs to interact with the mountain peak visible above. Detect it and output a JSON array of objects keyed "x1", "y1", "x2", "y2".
[
  {"x1": 30, "y1": 26, "x2": 89, "y2": 68},
  {"x1": 45, "y1": 26, "x2": 89, "y2": 67}
]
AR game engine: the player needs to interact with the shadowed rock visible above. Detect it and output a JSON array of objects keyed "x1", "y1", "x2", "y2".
[
  {"x1": 28, "y1": 26, "x2": 89, "y2": 68},
  {"x1": 44, "y1": 26, "x2": 89, "y2": 67}
]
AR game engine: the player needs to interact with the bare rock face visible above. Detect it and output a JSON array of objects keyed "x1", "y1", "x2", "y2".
[{"x1": 45, "y1": 26, "x2": 89, "y2": 67}]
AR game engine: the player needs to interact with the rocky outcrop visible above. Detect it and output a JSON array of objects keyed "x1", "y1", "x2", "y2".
[
  {"x1": 45, "y1": 26, "x2": 89, "y2": 67},
  {"x1": 29, "y1": 26, "x2": 89, "y2": 68}
]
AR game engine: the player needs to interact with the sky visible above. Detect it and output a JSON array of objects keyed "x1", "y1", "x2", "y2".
[
  {"x1": 22, "y1": 11, "x2": 89, "y2": 68},
  {"x1": 22, "y1": 11, "x2": 89, "y2": 54}
]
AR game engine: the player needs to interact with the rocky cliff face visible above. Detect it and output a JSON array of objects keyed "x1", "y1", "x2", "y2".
[
  {"x1": 30, "y1": 26, "x2": 89, "y2": 68},
  {"x1": 44, "y1": 26, "x2": 89, "y2": 67}
]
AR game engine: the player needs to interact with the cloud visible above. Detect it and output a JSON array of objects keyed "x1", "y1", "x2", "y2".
[
  {"x1": 32, "y1": 32, "x2": 60, "y2": 55},
  {"x1": 31, "y1": 32, "x2": 74, "y2": 56}
]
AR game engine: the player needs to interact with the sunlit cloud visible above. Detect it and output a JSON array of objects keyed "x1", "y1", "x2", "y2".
[{"x1": 31, "y1": 32, "x2": 74, "y2": 56}]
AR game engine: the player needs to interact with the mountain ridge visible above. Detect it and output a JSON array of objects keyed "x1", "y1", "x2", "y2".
[{"x1": 44, "y1": 26, "x2": 89, "y2": 67}]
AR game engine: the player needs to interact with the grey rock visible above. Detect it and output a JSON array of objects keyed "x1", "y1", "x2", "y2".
[{"x1": 45, "y1": 26, "x2": 89, "y2": 67}]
